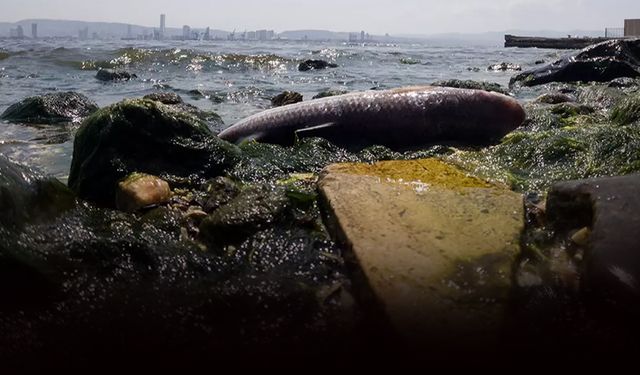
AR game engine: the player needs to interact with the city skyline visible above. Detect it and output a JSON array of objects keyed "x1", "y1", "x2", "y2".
[{"x1": 2, "y1": 0, "x2": 640, "y2": 35}]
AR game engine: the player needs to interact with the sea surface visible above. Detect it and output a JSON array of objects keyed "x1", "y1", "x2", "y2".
[{"x1": 0, "y1": 39, "x2": 564, "y2": 180}]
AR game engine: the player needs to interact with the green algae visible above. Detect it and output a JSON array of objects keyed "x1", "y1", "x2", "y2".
[{"x1": 611, "y1": 92, "x2": 640, "y2": 125}]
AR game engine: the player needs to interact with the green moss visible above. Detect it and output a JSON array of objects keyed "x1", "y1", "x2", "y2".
[
  {"x1": 448, "y1": 121, "x2": 640, "y2": 192},
  {"x1": 610, "y1": 93, "x2": 640, "y2": 125}
]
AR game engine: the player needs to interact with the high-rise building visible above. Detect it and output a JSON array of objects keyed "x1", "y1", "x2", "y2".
[
  {"x1": 204, "y1": 27, "x2": 211, "y2": 41},
  {"x1": 182, "y1": 25, "x2": 191, "y2": 40},
  {"x1": 160, "y1": 14, "x2": 166, "y2": 39},
  {"x1": 31, "y1": 23, "x2": 37, "y2": 39},
  {"x1": 78, "y1": 27, "x2": 89, "y2": 40},
  {"x1": 361, "y1": 30, "x2": 365, "y2": 42},
  {"x1": 127, "y1": 24, "x2": 132, "y2": 38},
  {"x1": 257, "y1": 29, "x2": 267, "y2": 41}
]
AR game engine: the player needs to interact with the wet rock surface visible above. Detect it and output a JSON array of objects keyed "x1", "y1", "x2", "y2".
[
  {"x1": 488, "y1": 62, "x2": 521, "y2": 71},
  {"x1": 298, "y1": 59, "x2": 338, "y2": 71},
  {"x1": 1, "y1": 91, "x2": 99, "y2": 124},
  {"x1": 312, "y1": 89, "x2": 349, "y2": 99},
  {"x1": 96, "y1": 68, "x2": 137, "y2": 81},
  {"x1": 510, "y1": 39, "x2": 640, "y2": 87},
  {"x1": 68, "y1": 98, "x2": 241, "y2": 207}
]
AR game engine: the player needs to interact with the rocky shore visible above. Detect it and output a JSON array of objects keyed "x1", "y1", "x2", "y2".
[{"x1": 2, "y1": 39, "x2": 640, "y2": 370}]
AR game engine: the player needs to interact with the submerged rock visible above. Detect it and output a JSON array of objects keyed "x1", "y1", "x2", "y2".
[
  {"x1": 298, "y1": 59, "x2": 338, "y2": 72},
  {"x1": 510, "y1": 39, "x2": 640, "y2": 87},
  {"x1": 68, "y1": 98, "x2": 241, "y2": 207},
  {"x1": 488, "y1": 62, "x2": 522, "y2": 71},
  {"x1": 0, "y1": 155, "x2": 75, "y2": 228},
  {"x1": 143, "y1": 92, "x2": 183, "y2": 105},
  {"x1": 312, "y1": 90, "x2": 348, "y2": 99},
  {"x1": 431, "y1": 79, "x2": 509, "y2": 95},
  {"x1": 271, "y1": 91, "x2": 303, "y2": 107},
  {"x1": 96, "y1": 68, "x2": 137, "y2": 81},
  {"x1": 1, "y1": 92, "x2": 99, "y2": 124},
  {"x1": 319, "y1": 158, "x2": 523, "y2": 348},
  {"x1": 115, "y1": 173, "x2": 171, "y2": 212}
]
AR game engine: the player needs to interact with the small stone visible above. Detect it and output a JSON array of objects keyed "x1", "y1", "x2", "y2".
[
  {"x1": 115, "y1": 173, "x2": 171, "y2": 212},
  {"x1": 570, "y1": 226, "x2": 591, "y2": 247}
]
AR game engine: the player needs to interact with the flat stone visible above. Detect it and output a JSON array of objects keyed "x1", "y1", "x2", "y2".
[
  {"x1": 318, "y1": 158, "x2": 524, "y2": 347},
  {"x1": 115, "y1": 173, "x2": 171, "y2": 212}
]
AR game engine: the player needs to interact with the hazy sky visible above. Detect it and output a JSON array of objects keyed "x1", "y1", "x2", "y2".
[{"x1": 2, "y1": 0, "x2": 640, "y2": 34}]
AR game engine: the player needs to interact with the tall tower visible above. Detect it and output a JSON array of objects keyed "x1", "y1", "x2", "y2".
[
  {"x1": 31, "y1": 23, "x2": 37, "y2": 39},
  {"x1": 160, "y1": 14, "x2": 166, "y2": 39}
]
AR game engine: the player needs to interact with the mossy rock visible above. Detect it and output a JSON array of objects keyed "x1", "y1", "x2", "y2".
[
  {"x1": 1, "y1": 92, "x2": 99, "y2": 124},
  {"x1": 448, "y1": 120, "x2": 640, "y2": 191},
  {"x1": 68, "y1": 98, "x2": 241, "y2": 207}
]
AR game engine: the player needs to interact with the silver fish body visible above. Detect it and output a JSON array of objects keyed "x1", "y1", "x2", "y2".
[{"x1": 218, "y1": 85, "x2": 525, "y2": 149}]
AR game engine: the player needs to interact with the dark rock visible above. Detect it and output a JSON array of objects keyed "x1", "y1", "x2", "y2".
[
  {"x1": 188, "y1": 89, "x2": 226, "y2": 103},
  {"x1": 510, "y1": 39, "x2": 640, "y2": 87},
  {"x1": 399, "y1": 58, "x2": 420, "y2": 65},
  {"x1": 535, "y1": 60, "x2": 545, "y2": 65},
  {"x1": 298, "y1": 59, "x2": 338, "y2": 72},
  {"x1": 271, "y1": 91, "x2": 303, "y2": 107},
  {"x1": 312, "y1": 90, "x2": 348, "y2": 99},
  {"x1": 431, "y1": 79, "x2": 509, "y2": 95},
  {"x1": 488, "y1": 62, "x2": 522, "y2": 71},
  {"x1": 535, "y1": 93, "x2": 575, "y2": 104},
  {"x1": 96, "y1": 68, "x2": 137, "y2": 82},
  {"x1": 467, "y1": 67, "x2": 481, "y2": 72},
  {"x1": 0, "y1": 155, "x2": 75, "y2": 229},
  {"x1": 68, "y1": 98, "x2": 242, "y2": 207},
  {"x1": 0, "y1": 51, "x2": 9, "y2": 61},
  {"x1": 546, "y1": 174, "x2": 640, "y2": 311},
  {"x1": 200, "y1": 176, "x2": 241, "y2": 212},
  {"x1": 199, "y1": 184, "x2": 291, "y2": 246},
  {"x1": 144, "y1": 92, "x2": 225, "y2": 127},
  {"x1": 1, "y1": 92, "x2": 99, "y2": 124}
]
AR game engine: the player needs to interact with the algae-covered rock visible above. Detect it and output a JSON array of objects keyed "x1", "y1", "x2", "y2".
[
  {"x1": 0, "y1": 154, "x2": 75, "y2": 228},
  {"x1": 68, "y1": 98, "x2": 241, "y2": 207},
  {"x1": 115, "y1": 173, "x2": 171, "y2": 212},
  {"x1": 319, "y1": 158, "x2": 523, "y2": 347},
  {"x1": 576, "y1": 84, "x2": 628, "y2": 110},
  {"x1": 1, "y1": 92, "x2": 99, "y2": 124},
  {"x1": 143, "y1": 91, "x2": 224, "y2": 126},
  {"x1": 431, "y1": 79, "x2": 509, "y2": 95},
  {"x1": 611, "y1": 92, "x2": 640, "y2": 125},
  {"x1": 96, "y1": 68, "x2": 137, "y2": 81},
  {"x1": 271, "y1": 91, "x2": 303, "y2": 107},
  {"x1": 449, "y1": 119, "x2": 640, "y2": 192},
  {"x1": 229, "y1": 137, "x2": 454, "y2": 184}
]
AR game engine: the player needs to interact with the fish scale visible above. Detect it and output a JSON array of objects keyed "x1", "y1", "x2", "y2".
[{"x1": 218, "y1": 85, "x2": 525, "y2": 149}]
